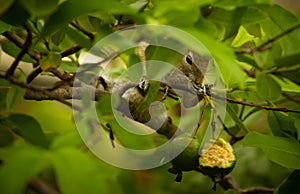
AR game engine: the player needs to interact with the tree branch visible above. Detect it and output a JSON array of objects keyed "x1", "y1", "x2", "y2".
[
  {"x1": 0, "y1": 74, "x2": 78, "y2": 110},
  {"x1": 211, "y1": 174, "x2": 274, "y2": 194},
  {"x1": 1, "y1": 70, "x2": 184, "y2": 139},
  {"x1": 217, "y1": 175, "x2": 241, "y2": 192},
  {"x1": 27, "y1": 45, "x2": 79, "y2": 83}
]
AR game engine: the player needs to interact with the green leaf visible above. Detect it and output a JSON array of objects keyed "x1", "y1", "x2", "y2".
[
  {"x1": 263, "y1": 43, "x2": 283, "y2": 69},
  {"x1": 256, "y1": 72, "x2": 281, "y2": 100},
  {"x1": 151, "y1": 0, "x2": 210, "y2": 26},
  {"x1": 43, "y1": 0, "x2": 133, "y2": 35},
  {"x1": 0, "y1": 124, "x2": 14, "y2": 147},
  {"x1": 20, "y1": 0, "x2": 59, "y2": 17},
  {"x1": 272, "y1": 75, "x2": 299, "y2": 92},
  {"x1": 88, "y1": 12, "x2": 117, "y2": 24},
  {"x1": 119, "y1": 48, "x2": 140, "y2": 68},
  {"x1": 5, "y1": 114, "x2": 48, "y2": 147},
  {"x1": 236, "y1": 53, "x2": 260, "y2": 69},
  {"x1": 108, "y1": 117, "x2": 155, "y2": 150},
  {"x1": 136, "y1": 81, "x2": 160, "y2": 112},
  {"x1": 65, "y1": 26, "x2": 92, "y2": 49},
  {"x1": 118, "y1": 170, "x2": 139, "y2": 194},
  {"x1": 50, "y1": 131, "x2": 83, "y2": 149},
  {"x1": 129, "y1": 0, "x2": 149, "y2": 11},
  {"x1": 231, "y1": 26, "x2": 255, "y2": 47},
  {"x1": 0, "y1": 20, "x2": 11, "y2": 33},
  {"x1": 195, "y1": 16, "x2": 219, "y2": 37},
  {"x1": 1, "y1": 41, "x2": 35, "y2": 63},
  {"x1": 0, "y1": 0, "x2": 14, "y2": 16},
  {"x1": 240, "y1": 7, "x2": 268, "y2": 25},
  {"x1": 40, "y1": 52, "x2": 62, "y2": 71},
  {"x1": 258, "y1": 4, "x2": 300, "y2": 55},
  {"x1": 51, "y1": 28, "x2": 66, "y2": 46},
  {"x1": 60, "y1": 60, "x2": 79, "y2": 73},
  {"x1": 51, "y1": 148, "x2": 110, "y2": 194},
  {"x1": 226, "y1": 103, "x2": 249, "y2": 132},
  {"x1": 6, "y1": 70, "x2": 26, "y2": 111},
  {"x1": 243, "y1": 131, "x2": 300, "y2": 169},
  {"x1": 268, "y1": 111, "x2": 297, "y2": 138},
  {"x1": 152, "y1": 0, "x2": 200, "y2": 27},
  {"x1": 0, "y1": 142, "x2": 50, "y2": 194},
  {"x1": 214, "y1": 0, "x2": 272, "y2": 9},
  {"x1": 275, "y1": 170, "x2": 300, "y2": 194},
  {"x1": 274, "y1": 52, "x2": 300, "y2": 67},
  {"x1": 145, "y1": 46, "x2": 183, "y2": 67},
  {"x1": 0, "y1": 1, "x2": 29, "y2": 26},
  {"x1": 279, "y1": 71, "x2": 300, "y2": 86},
  {"x1": 96, "y1": 94, "x2": 116, "y2": 116}
]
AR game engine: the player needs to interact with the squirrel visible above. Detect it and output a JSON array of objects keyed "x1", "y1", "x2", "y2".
[{"x1": 163, "y1": 50, "x2": 211, "y2": 107}]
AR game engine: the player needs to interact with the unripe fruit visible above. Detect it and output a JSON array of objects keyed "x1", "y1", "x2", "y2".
[
  {"x1": 168, "y1": 136, "x2": 200, "y2": 182},
  {"x1": 199, "y1": 138, "x2": 236, "y2": 178},
  {"x1": 171, "y1": 137, "x2": 200, "y2": 171}
]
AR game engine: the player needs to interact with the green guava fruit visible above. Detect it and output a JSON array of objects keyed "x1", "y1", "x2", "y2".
[{"x1": 168, "y1": 135, "x2": 200, "y2": 182}]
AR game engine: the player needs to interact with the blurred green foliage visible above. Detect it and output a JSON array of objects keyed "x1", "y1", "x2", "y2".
[{"x1": 0, "y1": 0, "x2": 300, "y2": 193}]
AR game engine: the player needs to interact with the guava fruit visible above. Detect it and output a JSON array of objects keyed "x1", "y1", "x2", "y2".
[
  {"x1": 168, "y1": 136, "x2": 200, "y2": 182},
  {"x1": 198, "y1": 138, "x2": 236, "y2": 178}
]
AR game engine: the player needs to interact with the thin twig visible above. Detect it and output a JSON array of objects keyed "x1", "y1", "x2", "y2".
[
  {"x1": 212, "y1": 94, "x2": 300, "y2": 114},
  {"x1": 71, "y1": 21, "x2": 95, "y2": 40},
  {"x1": 215, "y1": 174, "x2": 274, "y2": 194},
  {"x1": 236, "y1": 23, "x2": 300, "y2": 54},
  {"x1": 239, "y1": 104, "x2": 245, "y2": 119},
  {"x1": 217, "y1": 175, "x2": 241, "y2": 192},
  {"x1": 217, "y1": 115, "x2": 244, "y2": 144},
  {"x1": 193, "y1": 99, "x2": 207, "y2": 137},
  {"x1": 2, "y1": 30, "x2": 25, "y2": 48},
  {"x1": 60, "y1": 45, "x2": 82, "y2": 58},
  {"x1": 31, "y1": 20, "x2": 50, "y2": 51},
  {"x1": 241, "y1": 187, "x2": 274, "y2": 194},
  {"x1": 27, "y1": 45, "x2": 79, "y2": 83},
  {"x1": 282, "y1": 92, "x2": 300, "y2": 104},
  {"x1": 204, "y1": 94, "x2": 217, "y2": 138},
  {"x1": 264, "y1": 63, "x2": 300, "y2": 74},
  {"x1": 27, "y1": 67, "x2": 43, "y2": 83},
  {"x1": 2, "y1": 30, "x2": 40, "y2": 61},
  {"x1": 226, "y1": 97, "x2": 300, "y2": 113},
  {"x1": 256, "y1": 24, "x2": 300, "y2": 52},
  {"x1": 5, "y1": 26, "x2": 32, "y2": 76}
]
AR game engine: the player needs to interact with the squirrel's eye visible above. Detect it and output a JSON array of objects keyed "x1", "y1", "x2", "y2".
[{"x1": 185, "y1": 54, "x2": 193, "y2": 65}]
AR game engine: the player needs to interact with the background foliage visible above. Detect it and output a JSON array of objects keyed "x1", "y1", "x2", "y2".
[{"x1": 0, "y1": 0, "x2": 300, "y2": 193}]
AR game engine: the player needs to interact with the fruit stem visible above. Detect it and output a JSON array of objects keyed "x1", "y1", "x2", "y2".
[
  {"x1": 175, "y1": 171, "x2": 183, "y2": 182},
  {"x1": 204, "y1": 95, "x2": 217, "y2": 139}
]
